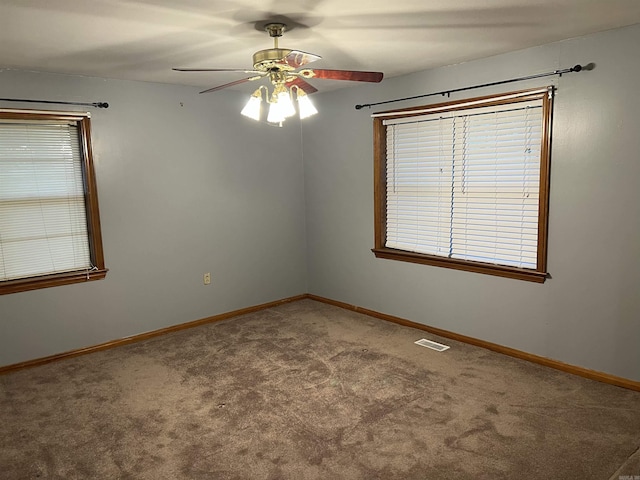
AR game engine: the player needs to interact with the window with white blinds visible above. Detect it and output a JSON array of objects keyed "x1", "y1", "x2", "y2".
[
  {"x1": 0, "y1": 110, "x2": 107, "y2": 294},
  {"x1": 373, "y1": 88, "x2": 552, "y2": 282}
]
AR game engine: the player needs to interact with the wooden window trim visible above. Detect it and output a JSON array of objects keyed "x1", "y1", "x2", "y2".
[
  {"x1": 0, "y1": 110, "x2": 108, "y2": 295},
  {"x1": 372, "y1": 88, "x2": 553, "y2": 283}
]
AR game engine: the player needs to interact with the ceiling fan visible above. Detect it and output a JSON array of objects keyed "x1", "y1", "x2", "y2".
[{"x1": 173, "y1": 22, "x2": 383, "y2": 125}]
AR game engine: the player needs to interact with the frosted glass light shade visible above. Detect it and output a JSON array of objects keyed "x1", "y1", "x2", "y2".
[
  {"x1": 267, "y1": 101, "x2": 286, "y2": 124},
  {"x1": 297, "y1": 92, "x2": 318, "y2": 119},
  {"x1": 277, "y1": 90, "x2": 296, "y2": 118},
  {"x1": 240, "y1": 94, "x2": 262, "y2": 121}
]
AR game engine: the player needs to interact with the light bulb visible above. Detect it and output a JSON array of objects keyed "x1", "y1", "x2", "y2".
[
  {"x1": 240, "y1": 92, "x2": 262, "y2": 121},
  {"x1": 297, "y1": 90, "x2": 318, "y2": 119}
]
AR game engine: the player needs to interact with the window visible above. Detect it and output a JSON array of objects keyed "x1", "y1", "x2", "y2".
[
  {"x1": 372, "y1": 88, "x2": 552, "y2": 283},
  {"x1": 0, "y1": 109, "x2": 107, "y2": 294}
]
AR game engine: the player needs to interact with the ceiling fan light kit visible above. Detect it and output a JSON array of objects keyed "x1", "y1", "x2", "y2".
[
  {"x1": 241, "y1": 83, "x2": 318, "y2": 126},
  {"x1": 174, "y1": 21, "x2": 383, "y2": 127}
]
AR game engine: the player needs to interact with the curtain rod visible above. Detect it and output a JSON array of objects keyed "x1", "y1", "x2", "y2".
[
  {"x1": 0, "y1": 98, "x2": 109, "y2": 109},
  {"x1": 355, "y1": 63, "x2": 590, "y2": 110}
]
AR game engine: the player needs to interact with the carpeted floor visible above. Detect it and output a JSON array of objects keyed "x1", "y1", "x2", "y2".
[{"x1": 1, "y1": 299, "x2": 639, "y2": 479}]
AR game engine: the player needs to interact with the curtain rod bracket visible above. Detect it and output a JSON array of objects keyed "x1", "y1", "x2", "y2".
[{"x1": 355, "y1": 63, "x2": 588, "y2": 110}]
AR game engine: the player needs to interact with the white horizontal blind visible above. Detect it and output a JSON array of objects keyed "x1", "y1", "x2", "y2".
[
  {"x1": 0, "y1": 121, "x2": 91, "y2": 281},
  {"x1": 384, "y1": 100, "x2": 542, "y2": 269}
]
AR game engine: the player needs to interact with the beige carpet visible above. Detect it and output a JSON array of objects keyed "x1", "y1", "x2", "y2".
[{"x1": 1, "y1": 299, "x2": 639, "y2": 479}]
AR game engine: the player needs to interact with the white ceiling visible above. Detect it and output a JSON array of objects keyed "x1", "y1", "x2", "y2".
[{"x1": 2, "y1": 0, "x2": 640, "y2": 93}]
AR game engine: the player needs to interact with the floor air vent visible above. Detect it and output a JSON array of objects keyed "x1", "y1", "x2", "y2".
[{"x1": 414, "y1": 338, "x2": 450, "y2": 352}]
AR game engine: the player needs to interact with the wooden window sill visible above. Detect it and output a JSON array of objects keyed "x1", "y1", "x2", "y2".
[
  {"x1": 0, "y1": 269, "x2": 109, "y2": 295},
  {"x1": 372, "y1": 248, "x2": 547, "y2": 283}
]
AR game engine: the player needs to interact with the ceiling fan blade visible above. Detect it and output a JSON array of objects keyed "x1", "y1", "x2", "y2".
[
  {"x1": 174, "y1": 68, "x2": 262, "y2": 74},
  {"x1": 286, "y1": 77, "x2": 318, "y2": 94},
  {"x1": 300, "y1": 69, "x2": 383, "y2": 83},
  {"x1": 199, "y1": 76, "x2": 264, "y2": 94},
  {"x1": 278, "y1": 50, "x2": 322, "y2": 69}
]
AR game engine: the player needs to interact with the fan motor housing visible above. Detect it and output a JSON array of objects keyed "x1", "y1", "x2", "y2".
[{"x1": 253, "y1": 48, "x2": 295, "y2": 71}]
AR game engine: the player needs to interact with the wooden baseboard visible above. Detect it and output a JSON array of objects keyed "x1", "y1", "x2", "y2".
[
  {"x1": 3, "y1": 292, "x2": 638, "y2": 392},
  {"x1": 0, "y1": 294, "x2": 307, "y2": 375},
  {"x1": 305, "y1": 294, "x2": 640, "y2": 392}
]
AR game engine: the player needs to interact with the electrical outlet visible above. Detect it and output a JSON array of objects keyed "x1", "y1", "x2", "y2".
[{"x1": 203, "y1": 273, "x2": 211, "y2": 285}]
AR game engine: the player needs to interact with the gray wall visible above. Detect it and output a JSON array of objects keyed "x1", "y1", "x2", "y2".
[
  {"x1": 2, "y1": 24, "x2": 639, "y2": 383},
  {"x1": 0, "y1": 70, "x2": 308, "y2": 366},
  {"x1": 303, "y1": 24, "x2": 640, "y2": 382}
]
